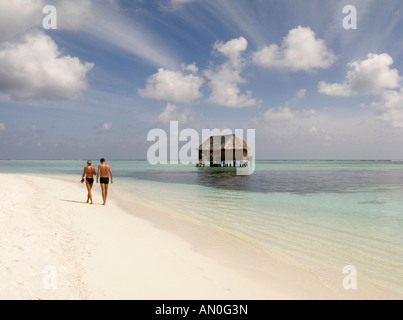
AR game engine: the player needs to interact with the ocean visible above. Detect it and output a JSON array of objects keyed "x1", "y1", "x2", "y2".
[{"x1": 1, "y1": 160, "x2": 403, "y2": 294}]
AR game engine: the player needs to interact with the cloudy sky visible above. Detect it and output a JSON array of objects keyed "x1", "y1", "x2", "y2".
[{"x1": 0, "y1": 0, "x2": 403, "y2": 160}]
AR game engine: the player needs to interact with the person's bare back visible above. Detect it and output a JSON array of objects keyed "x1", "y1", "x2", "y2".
[
  {"x1": 98, "y1": 164, "x2": 111, "y2": 178},
  {"x1": 84, "y1": 166, "x2": 96, "y2": 179}
]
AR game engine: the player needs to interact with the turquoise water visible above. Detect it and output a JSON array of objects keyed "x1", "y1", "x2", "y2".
[{"x1": 1, "y1": 160, "x2": 403, "y2": 293}]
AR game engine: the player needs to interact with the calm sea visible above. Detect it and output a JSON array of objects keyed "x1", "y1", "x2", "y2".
[{"x1": 1, "y1": 160, "x2": 403, "y2": 293}]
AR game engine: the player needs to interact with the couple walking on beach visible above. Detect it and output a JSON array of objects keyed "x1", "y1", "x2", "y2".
[{"x1": 82, "y1": 158, "x2": 113, "y2": 206}]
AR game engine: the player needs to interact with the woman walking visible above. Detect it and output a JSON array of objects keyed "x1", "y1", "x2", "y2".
[{"x1": 82, "y1": 160, "x2": 96, "y2": 204}]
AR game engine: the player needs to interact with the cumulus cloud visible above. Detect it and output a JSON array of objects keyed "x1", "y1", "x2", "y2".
[
  {"x1": 0, "y1": 0, "x2": 95, "y2": 40},
  {"x1": 0, "y1": 0, "x2": 95, "y2": 100},
  {"x1": 204, "y1": 37, "x2": 257, "y2": 108},
  {"x1": 138, "y1": 67, "x2": 204, "y2": 103},
  {"x1": 0, "y1": 0, "x2": 44, "y2": 41},
  {"x1": 100, "y1": 123, "x2": 112, "y2": 132},
  {"x1": 0, "y1": 122, "x2": 6, "y2": 132},
  {"x1": 319, "y1": 53, "x2": 402, "y2": 96},
  {"x1": 252, "y1": 26, "x2": 335, "y2": 72},
  {"x1": 0, "y1": 33, "x2": 94, "y2": 100},
  {"x1": 181, "y1": 62, "x2": 198, "y2": 74},
  {"x1": 374, "y1": 88, "x2": 403, "y2": 128},
  {"x1": 156, "y1": 103, "x2": 194, "y2": 124},
  {"x1": 214, "y1": 37, "x2": 248, "y2": 68}
]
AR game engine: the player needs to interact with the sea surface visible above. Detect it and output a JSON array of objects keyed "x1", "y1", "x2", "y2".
[{"x1": 1, "y1": 160, "x2": 403, "y2": 293}]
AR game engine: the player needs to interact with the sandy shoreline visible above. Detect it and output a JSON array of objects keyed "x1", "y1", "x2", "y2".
[{"x1": 0, "y1": 173, "x2": 402, "y2": 300}]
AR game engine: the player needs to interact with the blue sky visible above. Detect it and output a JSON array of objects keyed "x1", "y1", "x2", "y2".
[{"x1": 0, "y1": 0, "x2": 403, "y2": 160}]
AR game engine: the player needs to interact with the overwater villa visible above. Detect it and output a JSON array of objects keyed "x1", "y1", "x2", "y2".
[{"x1": 197, "y1": 134, "x2": 250, "y2": 168}]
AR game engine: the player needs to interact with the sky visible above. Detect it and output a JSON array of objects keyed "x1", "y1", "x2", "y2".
[{"x1": 0, "y1": 0, "x2": 403, "y2": 160}]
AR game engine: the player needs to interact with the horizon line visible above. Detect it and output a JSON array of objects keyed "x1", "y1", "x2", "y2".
[{"x1": 1, "y1": 159, "x2": 403, "y2": 162}]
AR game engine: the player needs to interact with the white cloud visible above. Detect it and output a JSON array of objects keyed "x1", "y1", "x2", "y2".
[
  {"x1": 0, "y1": 122, "x2": 6, "y2": 132},
  {"x1": 181, "y1": 62, "x2": 198, "y2": 74},
  {"x1": 0, "y1": 33, "x2": 94, "y2": 100},
  {"x1": 264, "y1": 107, "x2": 316, "y2": 122},
  {"x1": 171, "y1": 0, "x2": 194, "y2": 6},
  {"x1": 256, "y1": 108, "x2": 396, "y2": 160},
  {"x1": 264, "y1": 107, "x2": 295, "y2": 122},
  {"x1": 86, "y1": 4, "x2": 179, "y2": 69},
  {"x1": 0, "y1": 0, "x2": 94, "y2": 40},
  {"x1": 0, "y1": 0, "x2": 44, "y2": 41},
  {"x1": 138, "y1": 67, "x2": 204, "y2": 103},
  {"x1": 319, "y1": 53, "x2": 402, "y2": 96},
  {"x1": 263, "y1": 89, "x2": 315, "y2": 122},
  {"x1": 204, "y1": 37, "x2": 257, "y2": 108},
  {"x1": 252, "y1": 26, "x2": 335, "y2": 72},
  {"x1": 374, "y1": 88, "x2": 403, "y2": 128},
  {"x1": 164, "y1": 0, "x2": 195, "y2": 10},
  {"x1": 100, "y1": 123, "x2": 112, "y2": 132},
  {"x1": 55, "y1": 0, "x2": 94, "y2": 30},
  {"x1": 214, "y1": 36, "x2": 248, "y2": 68},
  {"x1": 0, "y1": 0, "x2": 95, "y2": 101},
  {"x1": 156, "y1": 103, "x2": 194, "y2": 124},
  {"x1": 297, "y1": 89, "x2": 306, "y2": 99},
  {"x1": 2, "y1": 0, "x2": 179, "y2": 69},
  {"x1": 279, "y1": 88, "x2": 307, "y2": 110},
  {"x1": 204, "y1": 65, "x2": 256, "y2": 108}
]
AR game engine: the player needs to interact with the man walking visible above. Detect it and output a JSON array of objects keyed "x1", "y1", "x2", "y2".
[{"x1": 97, "y1": 158, "x2": 113, "y2": 206}]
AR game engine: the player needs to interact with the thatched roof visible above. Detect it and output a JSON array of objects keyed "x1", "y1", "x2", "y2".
[{"x1": 198, "y1": 134, "x2": 248, "y2": 151}]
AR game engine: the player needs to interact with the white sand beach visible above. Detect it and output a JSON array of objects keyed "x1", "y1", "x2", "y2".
[{"x1": 0, "y1": 173, "x2": 402, "y2": 300}]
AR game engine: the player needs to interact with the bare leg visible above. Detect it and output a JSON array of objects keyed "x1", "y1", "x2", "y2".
[
  {"x1": 86, "y1": 182, "x2": 94, "y2": 204},
  {"x1": 101, "y1": 183, "x2": 106, "y2": 205},
  {"x1": 90, "y1": 183, "x2": 94, "y2": 204},
  {"x1": 86, "y1": 181, "x2": 91, "y2": 203},
  {"x1": 104, "y1": 184, "x2": 109, "y2": 205}
]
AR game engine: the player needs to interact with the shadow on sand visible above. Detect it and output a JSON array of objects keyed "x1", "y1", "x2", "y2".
[{"x1": 60, "y1": 199, "x2": 102, "y2": 205}]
